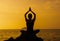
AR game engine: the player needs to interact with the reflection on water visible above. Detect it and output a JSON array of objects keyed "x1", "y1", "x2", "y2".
[{"x1": 0, "y1": 29, "x2": 60, "y2": 41}]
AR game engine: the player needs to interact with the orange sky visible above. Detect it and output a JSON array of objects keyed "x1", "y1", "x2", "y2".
[{"x1": 0, "y1": 0, "x2": 60, "y2": 29}]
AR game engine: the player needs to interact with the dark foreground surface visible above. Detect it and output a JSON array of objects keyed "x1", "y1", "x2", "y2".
[{"x1": 0, "y1": 29, "x2": 60, "y2": 41}]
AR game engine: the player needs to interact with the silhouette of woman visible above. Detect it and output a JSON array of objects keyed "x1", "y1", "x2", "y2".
[
  {"x1": 4, "y1": 7, "x2": 43, "y2": 41},
  {"x1": 25, "y1": 7, "x2": 36, "y2": 32}
]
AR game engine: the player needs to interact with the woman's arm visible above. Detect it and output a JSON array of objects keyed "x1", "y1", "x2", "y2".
[
  {"x1": 31, "y1": 10, "x2": 36, "y2": 21},
  {"x1": 25, "y1": 11, "x2": 29, "y2": 20}
]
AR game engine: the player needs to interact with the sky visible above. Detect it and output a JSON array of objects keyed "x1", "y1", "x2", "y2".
[{"x1": 0, "y1": 0, "x2": 60, "y2": 29}]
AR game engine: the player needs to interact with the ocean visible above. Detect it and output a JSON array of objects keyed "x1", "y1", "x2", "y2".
[{"x1": 0, "y1": 29, "x2": 60, "y2": 41}]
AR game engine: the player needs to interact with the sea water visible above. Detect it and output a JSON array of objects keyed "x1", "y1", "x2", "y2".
[{"x1": 0, "y1": 29, "x2": 60, "y2": 41}]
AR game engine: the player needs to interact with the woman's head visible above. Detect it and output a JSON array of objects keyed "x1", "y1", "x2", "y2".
[{"x1": 28, "y1": 13, "x2": 32, "y2": 20}]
